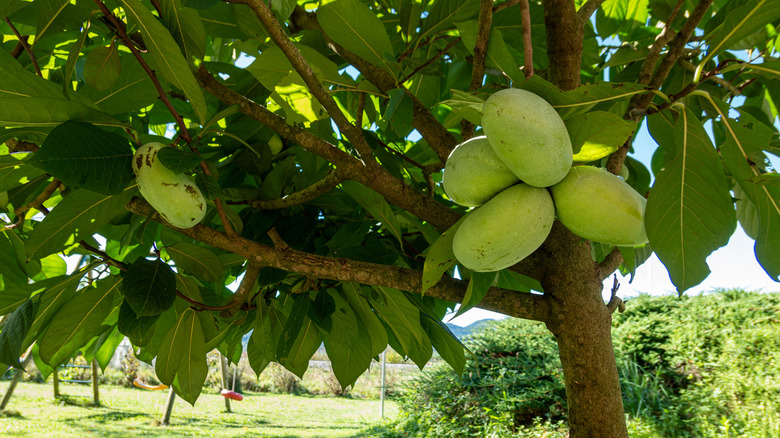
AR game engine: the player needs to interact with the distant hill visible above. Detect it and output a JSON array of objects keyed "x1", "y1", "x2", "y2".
[{"x1": 446, "y1": 318, "x2": 495, "y2": 339}]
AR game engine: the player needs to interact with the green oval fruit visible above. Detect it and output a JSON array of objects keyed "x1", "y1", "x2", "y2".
[
  {"x1": 133, "y1": 142, "x2": 207, "y2": 229},
  {"x1": 453, "y1": 184, "x2": 554, "y2": 272},
  {"x1": 550, "y1": 165, "x2": 648, "y2": 246},
  {"x1": 443, "y1": 136, "x2": 520, "y2": 207},
  {"x1": 481, "y1": 88, "x2": 573, "y2": 187}
]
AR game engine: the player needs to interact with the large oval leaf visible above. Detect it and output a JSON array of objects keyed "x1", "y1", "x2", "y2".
[{"x1": 122, "y1": 258, "x2": 177, "y2": 317}]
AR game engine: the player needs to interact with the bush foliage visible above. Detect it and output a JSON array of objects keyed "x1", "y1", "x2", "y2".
[{"x1": 383, "y1": 289, "x2": 780, "y2": 437}]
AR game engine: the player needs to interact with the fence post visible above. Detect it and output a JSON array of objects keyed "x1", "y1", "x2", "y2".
[
  {"x1": 91, "y1": 359, "x2": 100, "y2": 406},
  {"x1": 380, "y1": 349, "x2": 387, "y2": 418},
  {"x1": 160, "y1": 386, "x2": 176, "y2": 425},
  {"x1": 219, "y1": 352, "x2": 231, "y2": 413}
]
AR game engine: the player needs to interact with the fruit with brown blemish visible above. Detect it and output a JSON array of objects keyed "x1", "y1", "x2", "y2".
[
  {"x1": 132, "y1": 142, "x2": 207, "y2": 228},
  {"x1": 481, "y1": 88, "x2": 573, "y2": 187},
  {"x1": 550, "y1": 165, "x2": 648, "y2": 246},
  {"x1": 442, "y1": 136, "x2": 520, "y2": 207},
  {"x1": 452, "y1": 184, "x2": 554, "y2": 272}
]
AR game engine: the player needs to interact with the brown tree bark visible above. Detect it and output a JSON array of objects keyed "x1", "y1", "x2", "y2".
[
  {"x1": 541, "y1": 224, "x2": 628, "y2": 437},
  {"x1": 542, "y1": 1, "x2": 629, "y2": 436}
]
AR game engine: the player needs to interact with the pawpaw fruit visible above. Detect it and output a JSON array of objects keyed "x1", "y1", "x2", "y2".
[
  {"x1": 453, "y1": 184, "x2": 554, "y2": 272},
  {"x1": 443, "y1": 136, "x2": 520, "y2": 207},
  {"x1": 481, "y1": 88, "x2": 573, "y2": 187},
  {"x1": 550, "y1": 165, "x2": 648, "y2": 246},
  {"x1": 133, "y1": 142, "x2": 207, "y2": 229}
]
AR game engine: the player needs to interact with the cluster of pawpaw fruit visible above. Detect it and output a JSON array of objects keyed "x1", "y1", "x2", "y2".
[{"x1": 443, "y1": 88, "x2": 648, "y2": 272}]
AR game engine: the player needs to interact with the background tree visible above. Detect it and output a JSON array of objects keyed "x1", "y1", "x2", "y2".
[{"x1": 0, "y1": 0, "x2": 778, "y2": 436}]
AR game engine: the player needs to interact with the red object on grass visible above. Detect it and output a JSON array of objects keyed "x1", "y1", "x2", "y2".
[{"x1": 221, "y1": 389, "x2": 244, "y2": 401}]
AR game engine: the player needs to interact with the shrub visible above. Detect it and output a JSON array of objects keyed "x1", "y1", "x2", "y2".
[{"x1": 389, "y1": 318, "x2": 566, "y2": 437}]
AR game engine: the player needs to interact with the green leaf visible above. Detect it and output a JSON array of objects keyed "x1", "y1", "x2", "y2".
[
  {"x1": 156, "y1": 308, "x2": 208, "y2": 405},
  {"x1": 457, "y1": 23, "x2": 522, "y2": 83},
  {"x1": 166, "y1": 241, "x2": 224, "y2": 283},
  {"x1": 28, "y1": 121, "x2": 135, "y2": 194},
  {"x1": 0, "y1": 297, "x2": 39, "y2": 369},
  {"x1": 34, "y1": 0, "x2": 88, "y2": 45},
  {"x1": 160, "y1": 0, "x2": 207, "y2": 62},
  {"x1": 277, "y1": 296, "x2": 322, "y2": 378},
  {"x1": 494, "y1": 269, "x2": 542, "y2": 292},
  {"x1": 78, "y1": 55, "x2": 159, "y2": 115},
  {"x1": 22, "y1": 269, "x2": 87, "y2": 351},
  {"x1": 645, "y1": 108, "x2": 736, "y2": 293},
  {"x1": 0, "y1": 231, "x2": 28, "y2": 287},
  {"x1": 419, "y1": 0, "x2": 480, "y2": 42},
  {"x1": 369, "y1": 287, "x2": 432, "y2": 368},
  {"x1": 38, "y1": 276, "x2": 121, "y2": 367},
  {"x1": 171, "y1": 320, "x2": 208, "y2": 404},
  {"x1": 452, "y1": 271, "x2": 496, "y2": 319},
  {"x1": 83, "y1": 45, "x2": 121, "y2": 91},
  {"x1": 318, "y1": 0, "x2": 395, "y2": 73},
  {"x1": 716, "y1": 108, "x2": 780, "y2": 280},
  {"x1": 341, "y1": 180, "x2": 404, "y2": 247},
  {"x1": 249, "y1": 298, "x2": 288, "y2": 374},
  {"x1": 156, "y1": 147, "x2": 203, "y2": 174},
  {"x1": 421, "y1": 316, "x2": 466, "y2": 375},
  {"x1": 517, "y1": 76, "x2": 652, "y2": 120},
  {"x1": 321, "y1": 289, "x2": 372, "y2": 388},
  {"x1": 122, "y1": 258, "x2": 177, "y2": 317},
  {"x1": 596, "y1": 0, "x2": 649, "y2": 38},
  {"x1": 326, "y1": 221, "x2": 371, "y2": 255},
  {"x1": 119, "y1": 0, "x2": 207, "y2": 124},
  {"x1": 117, "y1": 300, "x2": 159, "y2": 347},
  {"x1": 704, "y1": 0, "x2": 780, "y2": 62},
  {"x1": 422, "y1": 216, "x2": 465, "y2": 293},
  {"x1": 0, "y1": 153, "x2": 46, "y2": 192},
  {"x1": 0, "y1": 97, "x2": 125, "y2": 128},
  {"x1": 566, "y1": 111, "x2": 637, "y2": 162},
  {"x1": 438, "y1": 90, "x2": 484, "y2": 126},
  {"x1": 25, "y1": 186, "x2": 136, "y2": 260},
  {"x1": 341, "y1": 283, "x2": 388, "y2": 357}
]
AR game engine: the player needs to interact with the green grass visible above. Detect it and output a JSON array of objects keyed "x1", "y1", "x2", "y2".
[{"x1": 0, "y1": 382, "x2": 398, "y2": 437}]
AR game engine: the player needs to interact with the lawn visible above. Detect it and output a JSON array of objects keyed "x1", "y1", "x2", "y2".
[{"x1": 0, "y1": 381, "x2": 398, "y2": 437}]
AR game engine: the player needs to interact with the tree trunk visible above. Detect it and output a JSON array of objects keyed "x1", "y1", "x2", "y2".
[{"x1": 541, "y1": 223, "x2": 628, "y2": 437}]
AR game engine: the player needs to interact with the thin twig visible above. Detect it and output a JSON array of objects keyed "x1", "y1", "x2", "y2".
[
  {"x1": 248, "y1": 170, "x2": 345, "y2": 210},
  {"x1": 94, "y1": 0, "x2": 192, "y2": 145},
  {"x1": 177, "y1": 290, "x2": 237, "y2": 311},
  {"x1": 79, "y1": 240, "x2": 127, "y2": 270},
  {"x1": 462, "y1": 0, "x2": 493, "y2": 140},
  {"x1": 519, "y1": 0, "x2": 534, "y2": 79},
  {"x1": 220, "y1": 263, "x2": 262, "y2": 317},
  {"x1": 493, "y1": 0, "x2": 521, "y2": 14},
  {"x1": 606, "y1": 274, "x2": 624, "y2": 314},
  {"x1": 400, "y1": 37, "x2": 461, "y2": 85},
  {"x1": 3, "y1": 17, "x2": 42, "y2": 77},
  {"x1": 14, "y1": 179, "x2": 62, "y2": 217},
  {"x1": 10, "y1": 38, "x2": 25, "y2": 58}
]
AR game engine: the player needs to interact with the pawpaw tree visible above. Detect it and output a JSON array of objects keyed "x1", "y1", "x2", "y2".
[{"x1": 1, "y1": 0, "x2": 778, "y2": 436}]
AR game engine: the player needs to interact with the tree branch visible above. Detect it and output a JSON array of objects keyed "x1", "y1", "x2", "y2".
[
  {"x1": 221, "y1": 262, "x2": 262, "y2": 317},
  {"x1": 3, "y1": 18, "x2": 42, "y2": 77},
  {"x1": 543, "y1": 0, "x2": 583, "y2": 90},
  {"x1": 126, "y1": 197, "x2": 550, "y2": 322},
  {"x1": 195, "y1": 66, "x2": 462, "y2": 232},
  {"x1": 235, "y1": 0, "x2": 375, "y2": 163},
  {"x1": 248, "y1": 169, "x2": 345, "y2": 210},
  {"x1": 286, "y1": 6, "x2": 458, "y2": 162},
  {"x1": 461, "y1": 0, "x2": 494, "y2": 139},
  {"x1": 607, "y1": 0, "x2": 713, "y2": 174},
  {"x1": 520, "y1": 0, "x2": 535, "y2": 79},
  {"x1": 635, "y1": 0, "x2": 685, "y2": 87},
  {"x1": 577, "y1": 0, "x2": 605, "y2": 25}
]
